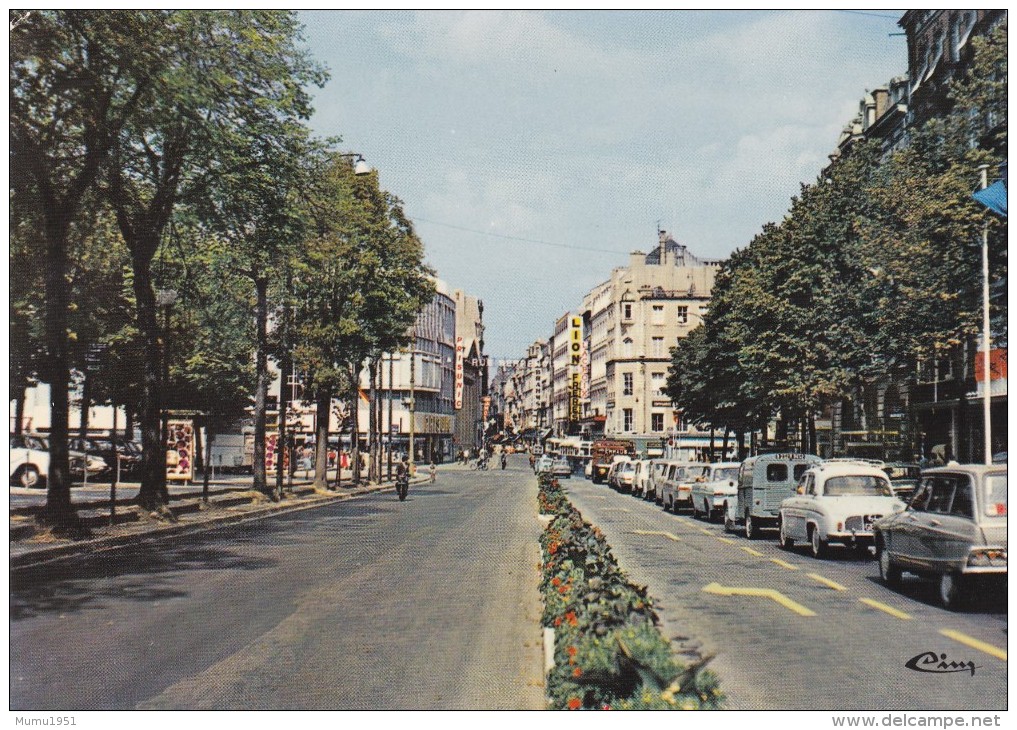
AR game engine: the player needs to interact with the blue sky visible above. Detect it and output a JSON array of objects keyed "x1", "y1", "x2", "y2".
[{"x1": 299, "y1": 10, "x2": 906, "y2": 359}]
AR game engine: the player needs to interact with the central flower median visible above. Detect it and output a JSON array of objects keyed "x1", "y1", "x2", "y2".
[{"x1": 537, "y1": 473, "x2": 723, "y2": 711}]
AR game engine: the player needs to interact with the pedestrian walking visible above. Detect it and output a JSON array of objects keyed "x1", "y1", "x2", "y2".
[
  {"x1": 500, "y1": 452, "x2": 507, "y2": 470},
  {"x1": 429, "y1": 461, "x2": 437, "y2": 483}
]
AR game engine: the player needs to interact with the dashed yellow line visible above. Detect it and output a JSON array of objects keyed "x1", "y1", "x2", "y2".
[
  {"x1": 740, "y1": 546, "x2": 764, "y2": 557},
  {"x1": 770, "y1": 558, "x2": 799, "y2": 570},
  {"x1": 806, "y1": 573, "x2": 847, "y2": 591},
  {"x1": 632, "y1": 529, "x2": 681, "y2": 542},
  {"x1": 859, "y1": 598, "x2": 912, "y2": 620},
  {"x1": 702, "y1": 582, "x2": 816, "y2": 617},
  {"x1": 715, "y1": 537, "x2": 736, "y2": 545},
  {"x1": 940, "y1": 629, "x2": 1007, "y2": 662},
  {"x1": 697, "y1": 527, "x2": 713, "y2": 535},
  {"x1": 602, "y1": 507, "x2": 631, "y2": 512}
]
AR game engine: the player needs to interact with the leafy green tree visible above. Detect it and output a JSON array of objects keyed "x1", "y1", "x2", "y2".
[
  {"x1": 103, "y1": 10, "x2": 324, "y2": 509},
  {"x1": 10, "y1": 10, "x2": 165, "y2": 524}
]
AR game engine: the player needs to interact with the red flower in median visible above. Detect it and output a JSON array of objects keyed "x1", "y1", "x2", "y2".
[
  {"x1": 567, "y1": 646, "x2": 577, "y2": 657},
  {"x1": 565, "y1": 611, "x2": 578, "y2": 626},
  {"x1": 573, "y1": 667, "x2": 583, "y2": 678},
  {"x1": 568, "y1": 698, "x2": 581, "y2": 710},
  {"x1": 551, "y1": 577, "x2": 561, "y2": 587},
  {"x1": 554, "y1": 617, "x2": 562, "y2": 627}
]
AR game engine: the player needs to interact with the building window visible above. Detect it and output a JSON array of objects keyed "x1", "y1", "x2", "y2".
[
  {"x1": 676, "y1": 306, "x2": 688, "y2": 324},
  {"x1": 651, "y1": 305, "x2": 664, "y2": 324},
  {"x1": 651, "y1": 413, "x2": 664, "y2": 432},
  {"x1": 622, "y1": 338, "x2": 633, "y2": 357},
  {"x1": 651, "y1": 372, "x2": 665, "y2": 394},
  {"x1": 652, "y1": 337, "x2": 664, "y2": 357},
  {"x1": 622, "y1": 302, "x2": 633, "y2": 320},
  {"x1": 623, "y1": 408, "x2": 633, "y2": 432},
  {"x1": 622, "y1": 372, "x2": 633, "y2": 396}
]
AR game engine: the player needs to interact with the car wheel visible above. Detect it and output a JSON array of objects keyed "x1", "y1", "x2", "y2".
[
  {"x1": 809, "y1": 527, "x2": 828, "y2": 559},
  {"x1": 778, "y1": 516, "x2": 794, "y2": 550},
  {"x1": 724, "y1": 512, "x2": 736, "y2": 533},
  {"x1": 745, "y1": 513, "x2": 760, "y2": 540},
  {"x1": 19, "y1": 465, "x2": 41, "y2": 489},
  {"x1": 876, "y1": 541, "x2": 901, "y2": 586},
  {"x1": 939, "y1": 572, "x2": 967, "y2": 611}
]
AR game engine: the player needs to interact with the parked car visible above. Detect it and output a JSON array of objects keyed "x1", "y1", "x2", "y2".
[
  {"x1": 873, "y1": 464, "x2": 1007, "y2": 610},
  {"x1": 883, "y1": 463, "x2": 921, "y2": 502},
  {"x1": 604, "y1": 455, "x2": 632, "y2": 489},
  {"x1": 68, "y1": 436, "x2": 142, "y2": 481},
  {"x1": 613, "y1": 461, "x2": 636, "y2": 493},
  {"x1": 690, "y1": 462, "x2": 742, "y2": 522},
  {"x1": 735, "y1": 452, "x2": 823, "y2": 538},
  {"x1": 778, "y1": 462, "x2": 904, "y2": 559},
  {"x1": 644, "y1": 459, "x2": 668, "y2": 502},
  {"x1": 630, "y1": 459, "x2": 652, "y2": 498},
  {"x1": 661, "y1": 463, "x2": 708, "y2": 512},
  {"x1": 551, "y1": 456, "x2": 573, "y2": 479},
  {"x1": 584, "y1": 460, "x2": 593, "y2": 479},
  {"x1": 535, "y1": 455, "x2": 554, "y2": 474},
  {"x1": 10, "y1": 434, "x2": 50, "y2": 488},
  {"x1": 10, "y1": 434, "x2": 108, "y2": 488}
]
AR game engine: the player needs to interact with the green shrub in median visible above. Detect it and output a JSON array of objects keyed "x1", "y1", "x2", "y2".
[{"x1": 537, "y1": 473, "x2": 723, "y2": 711}]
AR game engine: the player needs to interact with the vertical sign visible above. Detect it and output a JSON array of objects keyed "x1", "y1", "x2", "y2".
[
  {"x1": 166, "y1": 419, "x2": 195, "y2": 482},
  {"x1": 454, "y1": 334, "x2": 465, "y2": 409},
  {"x1": 569, "y1": 316, "x2": 583, "y2": 422}
]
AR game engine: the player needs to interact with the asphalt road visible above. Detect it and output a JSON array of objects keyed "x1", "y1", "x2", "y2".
[
  {"x1": 563, "y1": 477, "x2": 1007, "y2": 711},
  {"x1": 10, "y1": 458, "x2": 545, "y2": 710}
]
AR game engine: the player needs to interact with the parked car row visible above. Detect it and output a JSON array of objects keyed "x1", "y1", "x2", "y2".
[
  {"x1": 10, "y1": 433, "x2": 145, "y2": 488},
  {"x1": 590, "y1": 451, "x2": 1007, "y2": 611}
]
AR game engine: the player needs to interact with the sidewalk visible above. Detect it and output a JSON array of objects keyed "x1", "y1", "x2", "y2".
[{"x1": 10, "y1": 468, "x2": 431, "y2": 570}]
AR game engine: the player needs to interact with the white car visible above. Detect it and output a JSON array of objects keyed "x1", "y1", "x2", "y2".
[
  {"x1": 690, "y1": 462, "x2": 742, "y2": 522},
  {"x1": 10, "y1": 434, "x2": 108, "y2": 488},
  {"x1": 612, "y1": 461, "x2": 636, "y2": 493},
  {"x1": 630, "y1": 459, "x2": 652, "y2": 498},
  {"x1": 778, "y1": 463, "x2": 905, "y2": 559},
  {"x1": 661, "y1": 463, "x2": 708, "y2": 512}
]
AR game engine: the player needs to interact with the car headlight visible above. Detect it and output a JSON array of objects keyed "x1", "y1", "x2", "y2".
[{"x1": 967, "y1": 548, "x2": 1007, "y2": 568}]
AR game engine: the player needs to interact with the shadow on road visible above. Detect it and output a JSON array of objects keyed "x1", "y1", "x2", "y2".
[{"x1": 861, "y1": 574, "x2": 1008, "y2": 614}]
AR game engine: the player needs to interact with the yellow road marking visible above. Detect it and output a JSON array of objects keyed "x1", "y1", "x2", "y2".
[
  {"x1": 770, "y1": 558, "x2": 799, "y2": 570},
  {"x1": 740, "y1": 546, "x2": 764, "y2": 557},
  {"x1": 859, "y1": 598, "x2": 912, "y2": 620},
  {"x1": 698, "y1": 527, "x2": 713, "y2": 535},
  {"x1": 632, "y1": 530, "x2": 681, "y2": 542},
  {"x1": 939, "y1": 629, "x2": 1007, "y2": 662},
  {"x1": 603, "y1": 508, "x2": 630, "y2": 512},
  {"x1": 702, "y1": 582, "x2": 816, "y2": 617},
  {"x1": 806, "y1": 573, "x2": 847, "y2": 591},
  {"x1": 715, "y1": 537, "x2": 736, "y2": 545}
]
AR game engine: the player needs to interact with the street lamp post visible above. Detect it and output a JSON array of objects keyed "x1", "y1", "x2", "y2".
[
  {"x1": 409, "y1": 328, "x2": 416, "y2": 467},
  {"x1": 387, "y1": 353, "x2": 394, "y2": 481},
  {"x1": 979, "y1": 165, "x2": 992, "y2": 465}
]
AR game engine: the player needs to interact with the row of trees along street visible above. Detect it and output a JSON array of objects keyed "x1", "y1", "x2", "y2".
[
  {"x1": 666, "y1": 23, "x2": 1007, "y2": 458},
  {"x1": 10, "y1": 10, "x2": 434, "y2": 527}
]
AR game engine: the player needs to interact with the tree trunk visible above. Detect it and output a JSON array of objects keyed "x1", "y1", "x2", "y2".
[
  {"x1": 808, "y1": 411, "x2": 817, "y2": 456},
  {"x1": 79, "y1": 370, "x2": 91, "y2": 439},
  {"x1": 42, "y1": 219, "x2": 74, "y2": 525},
  {"x1": 350, "y1": 366, "x2": 363, "y2": 484},
  {"x1": 202, "y1": 420, "x2": 213, "y2": 504},
  {"x1": 14, "y1": 383, "x2": 26, "y2": 438},
  {"x1": 368, "y1": 358, "x2": 379, "y2": 483},
  {"x1": 721, "y1": 427, "x2": 730, "y2": 461},
  {"x1": 125, "y1": 407, "x2": 134, "y2": 442},
  {"x1": 313, "y1": 386, "x2": 331, "y2": 488},
  {"x1": 131, "y1": 248, "x2": 169, "y2": 511},
  {"x1": 252, "y1": 276, "x2": 270, "y2": 496},
  {"x1": 736, "y1": 430, "x2": 746, "y2": 461},
  {"x1": 709, "y1": 426, "x2": 715, "y2": 462},
  {"x1": 194, "y1": 416, "x2": 204, "y2": 473}
]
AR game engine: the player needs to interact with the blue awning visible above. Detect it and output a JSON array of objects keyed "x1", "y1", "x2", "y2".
[{"x1": 973, "y1": 179, "x2": 1007, "y2": 217}]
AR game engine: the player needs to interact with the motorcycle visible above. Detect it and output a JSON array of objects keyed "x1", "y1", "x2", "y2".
[{"x1": 396, "y1": 470, "x2": 409, "y2": 501}]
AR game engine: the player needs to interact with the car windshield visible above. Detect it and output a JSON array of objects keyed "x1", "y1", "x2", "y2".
[
  {"x1": 823, "y1": 475, "x2": 893, "y2": 497},
  {"x1": 711, "y1": 467, "x2": 739, "y2": 482},
  {"x1": 681, "y1": 466, "x2": 707, "y2": 480},
  {"x1": 984, "y1": 474, "x2": 1007, "y2": 517}
]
